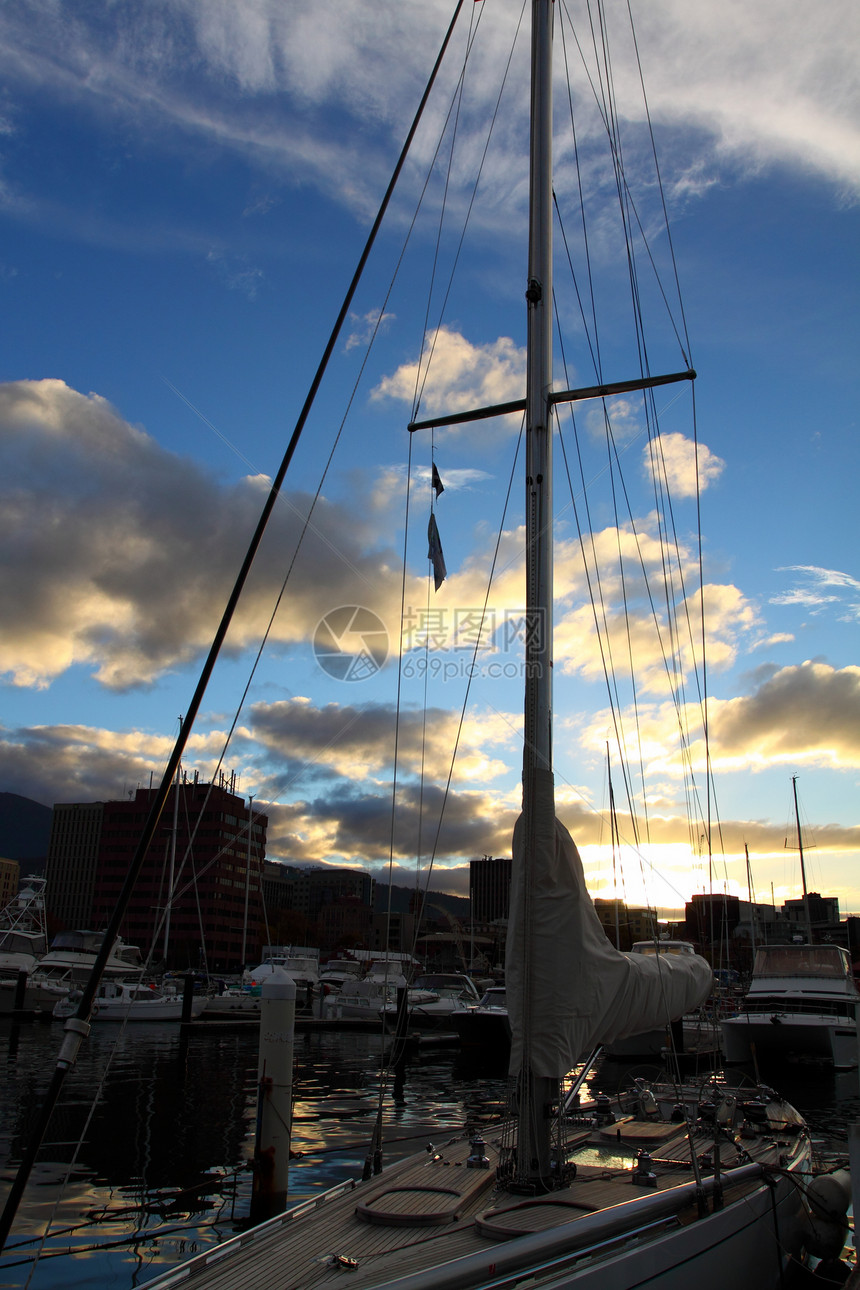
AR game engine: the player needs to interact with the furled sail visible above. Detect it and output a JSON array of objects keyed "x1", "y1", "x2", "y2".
[{"x1": 506, "y1": 769, "x2": 713, "y2": 1077}]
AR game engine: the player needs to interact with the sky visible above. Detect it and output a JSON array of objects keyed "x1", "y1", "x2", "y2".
[{"x1": 0, "y1": 0, "x2": 858, "y2": 920}]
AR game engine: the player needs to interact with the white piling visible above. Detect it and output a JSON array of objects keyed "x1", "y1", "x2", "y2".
[{"x1": 251, "y1": 967, "x2": 296, "y2": 1224}]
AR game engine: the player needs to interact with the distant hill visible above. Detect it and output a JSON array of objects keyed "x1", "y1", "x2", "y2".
[
  {"x1": 374, "y1": 883, "x2": 469, "y2": 920},
  {"x1": 0, "y1": 792, "x2": 52, "y2": 875}
]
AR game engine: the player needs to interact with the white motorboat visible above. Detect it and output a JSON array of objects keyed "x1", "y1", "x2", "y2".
[
  {"x1": 324, "y1": 960, "x2": 409, "y2": 1020},
  {"x1": 381, "y1": 972, "x2": 482, "y2": 1029},
  {"x1": 5, "y1": 927, "x2": 146, "y2": 1013},
  {"x1": 243, "y1": 946, "x2": 321, "y2": 1013},
  {"x1": 0, "y1": 878, "x2": 50, "y2": 1014},
  {"x1": 0, "y1": 877, "x2": 48, "y2": 974},
  {"x1": 721, "y1": 943, "x2": 859, "y2": 1069},
  {"x1": 52, "y1": 978, "x2": 207, "y2": 1023},
  {"x1": 32, "y1": 928, "x2": 144, "y2": 985}
]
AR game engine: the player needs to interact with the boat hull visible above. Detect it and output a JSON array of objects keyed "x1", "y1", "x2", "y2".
[
  {"x1": 52, "y1": 992, "x2": 207, "y2": 1023},
  {"x1": 722, "y1": 1012, "x2": 857, "y2": 1068}
]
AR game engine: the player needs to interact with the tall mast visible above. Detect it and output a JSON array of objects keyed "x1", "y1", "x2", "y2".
[
  {"x1": 524, "y1": 0, "x2": 554, "y2": 780},
  {"x1": 517, "y1": 0, "x2": 556, "y2": 1190},
  {"x1": 792, "y1": 775, "x2": 813, "y2": 943}
]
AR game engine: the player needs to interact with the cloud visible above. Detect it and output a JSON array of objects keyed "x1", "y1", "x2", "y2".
[
  {"x1": 643, "y1": 432, "x2": 724, "y2": 499},
  {"x1": 0, "y1": 379, "x2": 409, "y2": 689},
  {"x1": 579, "y1": 660, "x2": 860, "y2": 778},
  {"x1": 772, "y1": 566, "x2": 860, "y2": 622},
  {"x1": 371, "y1": 327, "x2": 526, "y2": 426},
  {"x1": 344, "y1": 309, "x2": 394, "y2": 352},
  {"x1": 249, "y1": 696, "x2": 516, "y2": 790},
  {"x1": 0, "y1": 0, "x2": 855, "y2": 259},
  {"x1": 205, "y1": 248, "x2": 264, "y2": 298}
]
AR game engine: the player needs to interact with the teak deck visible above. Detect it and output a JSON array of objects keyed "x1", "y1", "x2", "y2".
[{"x1": 151, "y1": 1117, "x2": 782, "y2": 1290}]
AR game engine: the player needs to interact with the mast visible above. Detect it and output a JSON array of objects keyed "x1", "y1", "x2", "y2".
[
  {"x1": 524, "y1": 0, "x2": 554, "y2": 780},
  {"x1": 744, "y1": 843, "x2": 756, "y2": 956},
  {"x1": 518, "y1": 0, "x2": 556, "y2": 1188},
  {"x1": 792, "y1": 775, "x2": 813, "y2": 943},
  {"x1": 163, "y1": 725, "x2": 182, "y2": 963},
  {"x1": 242, "y1": 794, "x2": 254, "y2": 969}
]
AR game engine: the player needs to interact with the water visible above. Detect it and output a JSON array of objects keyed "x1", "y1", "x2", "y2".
[{"x1": 0, "y1": 1020, "x2": 855, "y2": 1289}]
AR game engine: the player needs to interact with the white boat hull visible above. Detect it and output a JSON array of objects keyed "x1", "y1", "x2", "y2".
[
  {"x1": 722, "y1": 1012, "x2": 857, "y2": 1068},
  {"x1": 53, "y1": 989, "x2": 207, "y2": 1023}
]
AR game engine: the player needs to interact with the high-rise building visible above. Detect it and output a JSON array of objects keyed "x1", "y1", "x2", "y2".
[
  {"x1": 469, "y1": 856, "x2": 512, "y2": 923},
  {"x1": 45, "y1": 802, "x2": 105, "y2": 930},
  {"x1": 47, "y1": 781, "x2": 267, "y2": 972}
]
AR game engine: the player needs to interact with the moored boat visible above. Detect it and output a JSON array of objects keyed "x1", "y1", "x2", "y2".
[
  {"x1": 52, "y1": 978, "x2": 207, "y2": 1023},
  {"x1": 0, "y1": 877, "x2": 49, "y2": 1015},
  {"x1": 380, "y1": 972, "x2": 482, "y2": 1029},
  {"x1": 450, "y1": 984, "x2": 511, "y2": 1057},
  {"x1": 721, "y1": 943, "x2": 859, "y2": 1069}
]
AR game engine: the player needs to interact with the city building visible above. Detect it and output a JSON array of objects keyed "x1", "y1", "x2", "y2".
[
  {"x1": 280, "y1": 866, "x2": 375, "y2": 920},
  {"x1": 47, "y1": 779, "x2": 267, "y2": 972},
  {"x1": 469, "y1": 856, "x2": 512, "y2": 923},
  {"x1": 371, "y1": 910, "x2": 417, "y2": 956},
  {"x1": 318, "y1": 897, "x2": 372, "y2": 950},
  {"x1": 0, "y1": 857, "x2": 19, "y2": 913},
  {"x1": 592, "y1": 899, "x2": 658, "y2": 949},
  {"x1": 45, "y1": 802, "x2": 105, "y2": 930},
  {"x1": 783, "y1": 892, "x2": 841, "y2": 932}
]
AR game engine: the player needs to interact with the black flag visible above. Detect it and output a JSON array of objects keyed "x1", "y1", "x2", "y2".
[{"x1": 427, "y1": 514, "x2": 447, "y2": 591}]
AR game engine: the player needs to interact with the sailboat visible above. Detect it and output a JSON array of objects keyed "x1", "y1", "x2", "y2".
[{"x1": 0, "y1": 0, "x2": 818, "y2": 1284}]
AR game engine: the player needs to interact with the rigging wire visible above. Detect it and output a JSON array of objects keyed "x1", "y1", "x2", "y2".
[
  {"x1": 407, "y1": 424, "x2": 525, "y2": 965},
  {"x1": 411, "y1": 0, "x2": 527, "y2": 422},
  {"x1": 0, "y1": 1, "x2": 472, "y2": 1251},
  {"x1": 549, "y1": 0, "x2": 728, "y2": 933}
]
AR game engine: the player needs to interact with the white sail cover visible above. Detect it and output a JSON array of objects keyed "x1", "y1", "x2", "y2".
[{"x1": 506, "y1": 770, "x2": 713, "y2": 1077}]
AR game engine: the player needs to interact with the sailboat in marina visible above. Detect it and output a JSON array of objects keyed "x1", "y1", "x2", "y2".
[{"x1": 0, "y1": 0, "x2": 821, "y2": 1284}]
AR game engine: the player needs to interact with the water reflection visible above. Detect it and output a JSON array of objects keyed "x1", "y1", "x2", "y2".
[{"x1": 0, "y1": 1019, "x2": 855, "y2": 1289}]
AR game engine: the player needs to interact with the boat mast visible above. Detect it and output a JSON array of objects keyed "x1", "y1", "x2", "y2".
[
  {"x1": 792, "y1": 775, "x2": 813, "y2": 944},
  {"x1": 518, "y1": 0, "x2": 556, "y2": 1189},
  {"x1": 524, "y1": 0, "x2": 554, "y2": 778},
  {"x1": 163, "y1": 728, "x2": 182, "y2": 963},
  {"x1": 242, "y1": 793, "x2": 254, "y2": 968}
]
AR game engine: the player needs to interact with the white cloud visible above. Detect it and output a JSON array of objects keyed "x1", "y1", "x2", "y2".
[
  {"x1": 372, "y1": 327, "x2": 526, "y2": 426},
  {"x1": 772, "y1": 566, "x2": 860, "y2": 622},
  {"x1": 0, "y1": 0, "x2": 855, "y2": 249},
  {"x1": 642, "y1": 432, "x2": 724, "y2": 499}
]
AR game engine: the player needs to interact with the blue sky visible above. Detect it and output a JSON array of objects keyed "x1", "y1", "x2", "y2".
[{"x1": 0, "y1": 0, "x2": 858, "y2": 918}]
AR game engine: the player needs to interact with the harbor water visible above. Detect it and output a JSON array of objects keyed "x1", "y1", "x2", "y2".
[{"x1": 0, "y1": 1018, "x2": 856, "y2": 1289}]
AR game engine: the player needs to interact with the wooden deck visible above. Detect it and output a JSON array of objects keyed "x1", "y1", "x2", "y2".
[{"x1": 146, "y1": 1111, "x2": 797, "y2": 1290}]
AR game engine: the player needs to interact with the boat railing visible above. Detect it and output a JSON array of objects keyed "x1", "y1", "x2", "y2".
[{"x1": 739, "y1": 998, "x2": 854, "y2": 1018}]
